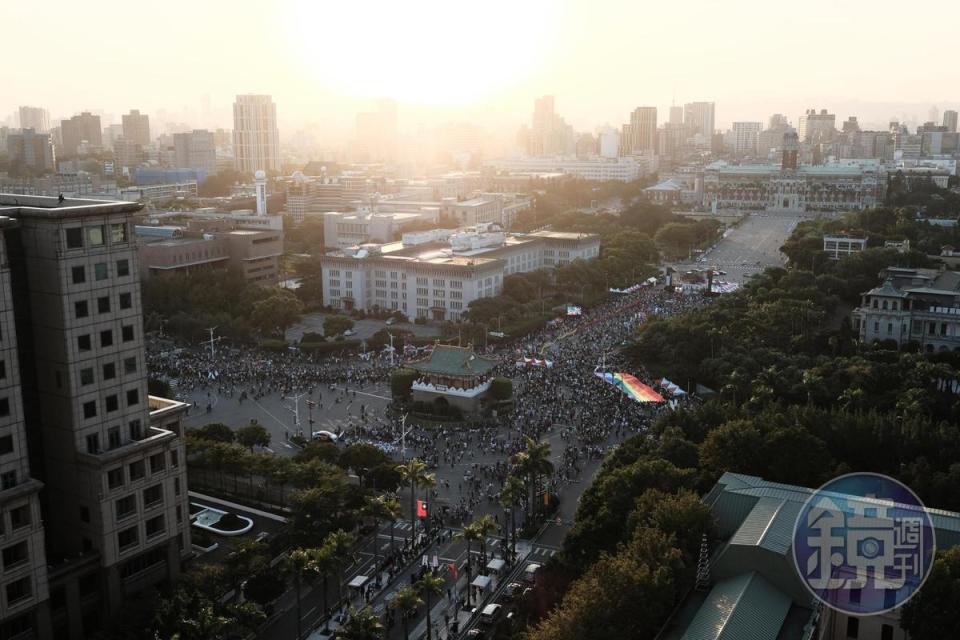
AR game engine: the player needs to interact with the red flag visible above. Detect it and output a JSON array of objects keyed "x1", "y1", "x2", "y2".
[
  {"x1": 449, "y1": 563, "x2": 459, "y2": 579},
  {"x1": 416, "y1": 500, "x2": 427, "y2": 518}
]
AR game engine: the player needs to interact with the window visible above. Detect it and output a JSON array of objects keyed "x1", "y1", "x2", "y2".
[
  {"x1": 170, "y1": 449, "x2": 178, "y2": 468},
  {"x1": 65, "y1": 227, "x2": 83, "y2": 249},
  {"x1": 123, "y1": 357, "x2": 136, "y2": 374},
  {"x1": 1, "y1": 472, "x2": 16, "y2": 490},
  {"x1": 77, "y1": 334, "x2": 91, "y2": 352},
  {"x1": 117, "y1": 259, "x2": 130, "y2": 277},
  {"x1": 126, "y1": 389, "x2": 139, "y2": 406},
  {"x1": 117, "y1": 526, "x2": 138, "y2": 551},
  {"x1": 0, "y1": 398, "x2": 9, "y2": 417},
  {"x1": 107, "y1": 467, "x2": 123, "y2": 489},
  {"x1": 71, "y1": 266, "x2": 85, "y2": 284},
  {"x1": 6, "y1": 577, "x2": 31, "y2": 604},
  {"x1": 100, "y1": 330, "x2": 113, "y2": 347},
  {"x1": 150, "y1": 453, "x2": 165, "y2": 474},
  {"x1": 2, "y1": 542, "x2": 28, "y2": 569},
  {"x1": 82, "y1": 401, "x2": 96, "y2": 419},
  {"x1": 86, "y1": 433, "x2": 99, "y2": 454},
  {"x1": 115, "y1": 495, "x2": 135, "y2": 520},
  {"x1": 9, "y1": 505, "x2": 30, "y2": 530},
  {"x1": 94, "y1": 263, "x2": 108, "y2": 281},
  {"x1": 97, "y1": 297, "x2": 110, "y2": 313},
  {"x1": 75, "y1": 300, "x2": 89, "y2": 318},
  {"x1": 0, "y1": 436, "x2": 12, "y2": 455},
  {"x1": 846, "y1": 617, "x2": 859, "y2": 639},
  {"x1": 121, "y1": 325, "x2": 134, "y2": 342},
  {"x1": 143, "y1": 484, "x2": 162, "y2": 508},
  {"x1": 103, "y1": 363, "x2": 116, "y2": 380},
  {"x1": 174, "y1": 477, "x2": 180, "y2": 496},
  {"x1": 129, "y1": 419, "x2": 142, "y2": 441},
  {"x1": 145, "y1": 515, "x2": 165, "y2": 538},
  {"x1": 129, "y1": 459, "x2": 144, "y2": 481},
  {"x1": 0, "y1": 361, "x2": 5, "y2": 380},
  {"x1": 105, "y1": 395, "x2": 119, "y2": 413},
  {"x1": 80, "y1": 368, "x2": 94, "y2": 385},
  {"x1": 119, "y1": 292, "x2": 132, "y2": 309},
  {"x1": 86, "y1": 226, "x2": 105, "y2": 247},
  {"x1": 107, "y1": 427, "x2": 120, "y2": 450},
  {"x1": 110, "y1": 223, "x2": 127, "y2": 244}
]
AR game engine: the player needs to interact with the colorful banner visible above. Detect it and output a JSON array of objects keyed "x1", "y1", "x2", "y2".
[
  {"x1": 416, "y1": 500, "x2": 427, "y2": 518},
  {"x1": 566, "y1": 305, "x2": 583, "y2": 316},
  {"x1": 657, "y1": 377, "x2": 687, "y2": 396},
  {"x1": 595, "y1": 371, "x2": 665, "y2": 403}
]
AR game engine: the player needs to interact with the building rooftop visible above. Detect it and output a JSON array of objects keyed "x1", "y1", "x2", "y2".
[
  {"x1": 408, "y1": 345, "x2": 499, "y2": 376},
  {"x1": 0, "y1": 194, "x2": 142, "y2": 218}
]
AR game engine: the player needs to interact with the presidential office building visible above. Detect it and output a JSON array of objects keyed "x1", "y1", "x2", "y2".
[
  {"x1": 320, "y1": 226, "x2": 600, "y2": 321},
  {"x1": 0, "y1": 195, "x2": 191, "y2": 640}
]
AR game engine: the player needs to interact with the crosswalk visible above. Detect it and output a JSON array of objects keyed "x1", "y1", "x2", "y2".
[{"x1": 528, "y1": 546, "x2": 558, "y2": 559}]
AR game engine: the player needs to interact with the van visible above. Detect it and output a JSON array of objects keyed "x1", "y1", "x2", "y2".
[
  {"x1": 523, "y1": 562, "x2": 541, "y2": 584},
  {"x1": 479, "y1": 604, "x2": 502, "y2": 626}
]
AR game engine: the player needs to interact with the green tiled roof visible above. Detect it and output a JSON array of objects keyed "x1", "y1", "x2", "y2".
[
  {"x1": 408, "y1": 345, "x2": 498, "y2": 376},
  {"x1": 730, "y1": 497, "x2": 801, "y2": 556},
  {"x1": 680, "y1": 572, "x2": 792, "y2": 640}
]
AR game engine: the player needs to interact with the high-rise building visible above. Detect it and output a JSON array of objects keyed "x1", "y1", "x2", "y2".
[
  {"x1": 173, "y1": 130, "x2": 216, "y2": 175},
  {"x1": 684, "y1": 102, "x2": 716, "y2": 141},
  {"x1": 121, "y1": 110, "x2": 151, "y2": 147},
  {"x1": 798, "y1": 108, "x2": 836, "y2": 143},
  {"x1": 943, "y1": 110, "x2": 958, "y2": 133},
  {"x1": 781, "y1": 132, "x2": 799, "y2": 170},
  {"x1": 768, "y1": 114, "x2": 789, "y2": 129},
  {"x1": 233, "y1": 95, "x2": 280, "y2": 174},
  {"x1": 18, "y1": 107, "x2": 50, "y2": 133},
  {"x1": 526, "y1": 96, "x2": 574, "y2": 157},
  {"x1": 60, "y1": 112, "x2": 102, "y2": 156},
  {"x1": 596, "y1": 126, "x2": 620, "y2": 159},
  {"x1": 0, "y1": 194, "x2": 192, "y2": 640},
  {"x1": 732, "y1": 122, "x2": 762, "y2": 155},
  {"x1": 621, "y1": 107, "x2": 657, "y2": 155},
  {"x1": 669, "y1": 106, "x2": 684, "y2": 125},
  {"x1": 6, "y1": 130, "x2": 56, "y2": 172},
  {"x1": 113, "y1": 137, "x2": 143, "y2": 171}
]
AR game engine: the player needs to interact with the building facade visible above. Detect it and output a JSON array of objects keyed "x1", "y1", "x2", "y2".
[
  {"x1": 17, "y1": 108, "x2": 49, "y2": 134},
  {"x1": 823, "y1": 235, "x2": 868, "y2": 259},
  {"x1": 120, "y1": 111, "x2": 150, "y2": 147},
  {"x1": 621, "y1": 107, "x2": 657, "y2": 155},
  {"x1": 6, "y1": 130, "x2": 55, "y2": 172},
  {"x1": 486, "y1": 157, "x2": 649, "y2": 182},
  {"x1": 0, "y1": 194, "x2": 192, "y2": 640},
  {"x1": 60, "y1": 113, "x2": 102, "y2": 157},
  {"x1": 172, "y1": 130, "x2": 216, "y2": 175},
  {"x1": 233, "y1": 95, "x2": 280, "y2": 173},
  {"x1": 732, "y1": 122, "x2": 762, "y2": 155}
]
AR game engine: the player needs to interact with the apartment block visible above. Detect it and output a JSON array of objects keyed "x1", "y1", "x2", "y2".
[{"x1": 0, "y1": 194, "x2": 191, "y2": 640}]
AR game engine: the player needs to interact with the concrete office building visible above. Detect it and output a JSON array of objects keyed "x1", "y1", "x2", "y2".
[
  {"x1": 486, "y1": 156, "x2": 649, "y2": 182},
  {"x1": 620, "y1": 107, "x2": 657, "y2": 155},
  {"x1": 320, "y1": 226, "x2": 599, "y2": 320},
  {"x1": 684, "y1": 102, "x2": 715, "y2": 145},
  {"x1": 233, "y1": 95, "x2": 280, "y2": 173},
  {"x1": 732, "y1": 122, "x2": 762, "y2": 155},
  {"x1": 60, "y1": 113, "x2": 102, "y2": 157},
  {"x1": 17, "y1": 107, "x2": 49, "y2": 134},
  {"x1": 6, "y1": 130, "x2": 56, "y2": 172},
  {"x1": 798, "y1": 109, "x2": 836, "y2": 143},
  {"x1": 172, "y1": 130, "x2": 216, "y2": 175},
  {"x1": 943, "y1": 110, "x2": 958, "y2": 133},
  {"x1": 0, "y1": 194, "x2": 192, "y2": 640},
  {"x1": 823, "y1": 234, "x2": 868, "y2": 259},
  {"x1": 120, "y1": 111, "x2": 150, "y2": 147}
]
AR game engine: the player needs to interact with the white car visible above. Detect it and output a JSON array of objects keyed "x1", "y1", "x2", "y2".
[
  {"x1": 479, "y1": 604, "x2": 502, "y2": 626},
  {"x1": 311, "y1": 430, "x2": 338, "y2": 442},
  {"x1": 343, "y1": 329, "x2": 356, "y2": 336}
]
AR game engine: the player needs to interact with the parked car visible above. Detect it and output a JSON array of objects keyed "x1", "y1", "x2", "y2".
[
  {"x1": 523, "y1": 562, "x2": 542, "y2": 585},
  {"x1": 479, "y1": 604, "x2": 502, "y2": 626},
  {"x1": 311, "y1": 430, "x2": 338, "y2": 442},
  {"x1": 500, "y1": 582, "x2": 524, "y2": 602},
  {"x1": 343, "y1": 329, "x2": 356, "y2": 336}
]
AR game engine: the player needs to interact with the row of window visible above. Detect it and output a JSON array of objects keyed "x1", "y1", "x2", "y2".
[
  {"x1": 74, "y1": 291, "x2": 133, "y2": 319},
  {"x1": 64, "y1": 223, "x2": 128, "y2": 250},
  {"x1": 77, "y1": 324, "x2": 136, "y2": 352},
  {"x1": 104, "y1": 449, "x2": 178, "y2": 489},
  {"x1": 115, "y1": 480, "x2": 170, "y2": 522},
  {"x1": 81, "y1": 387, "x2": 140, "y2": 422},
  {"x1": 70, "y1": 258, "x2": 130, "y2": 285},
  {"x1": 80, "y1": 357, "x2": 138, "y2": 388},
  {"x1": 118, "y1": 513, "x2": 166, "y2": 552},
  {"x1": 0, "y1": 504, "x2": 31, "y2": 535}
]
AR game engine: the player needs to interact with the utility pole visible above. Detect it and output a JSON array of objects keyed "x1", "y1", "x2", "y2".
[
  {"x1": 388, "y1": 332, "x2": 394, "y2": 365},
  {"x1": 287, "y1": 391, "x2": 308, "y2": 436},
  {"x1": 397, "y1": 413, "x2": 413, "y2": 460},
  {"x1": 205, "y1": 327, "x2": 223, "y2": 359}
]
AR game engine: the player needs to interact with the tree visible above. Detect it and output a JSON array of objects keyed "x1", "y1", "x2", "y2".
[
  {"x1": 337, "y1": 607, "x2": 385, "y2": 640},
  {"x1": 489, "y1": 377, "x2": 513, "y2": 401},
  {"x1": 365, "y1": 495, "x2": 403, "y2": 564},
  {"x1": 415, "y1": 571, "x2": 445, "y2": 640},
  {"x1": 243, "y1": 570, "x2": 286, "y2": 612},
  {"x1": 512, "y1": 436, "x2": 554, "y2": 522},
  {"x1": 153, "y1": 587, "x2": 264, "y2": 640},
  {"x1": 313, "y1": 543, "x2": 338, "y2": 633},
  {"x1": 698, "y1": 419, "x2": 764, "y2": 480},
  {"x1": 901, "y1": 546, "x2": 960, "y2": 639},
  {"x1": 194, "y1": 423, "x2": 235, "y2": 443},
  {"x1": 473, "y1": 514, "x2": 498, "y2": 566},
  {"x1": 390, "y1": 369, "x2": 417, "y2": 398},
  {"x1": 252, "y1": 290, "x2": 304, "y2": 337},
  {"x1": 285, "y1": 548, "x2": 317, "y2": 640},
  {"x1": 324, "y1": 315, "x2": 355, "y2": 338},
  {"x1": 396, "y1": 459, "x2": 432, "y2": 536},
  {"x1": 455, "y1": 522, "x2": 482, "y2": 605},
  {"x1": 390, "y1": 586, "x2": 423, "y2": 640},
  {"x1": 236, "y1": 421, "x2": 271, "y2": 452},
  {"x1": 339, "y1": 443, "x2": 391, "y2": 488},
  {"x1": 325, "y1": 530, "x2": 356, "y2": 620}
]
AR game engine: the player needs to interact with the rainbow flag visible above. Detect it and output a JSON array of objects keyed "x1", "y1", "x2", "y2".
[{"x1": 595, "y1": 371, "x2": 665, "y2": 403}]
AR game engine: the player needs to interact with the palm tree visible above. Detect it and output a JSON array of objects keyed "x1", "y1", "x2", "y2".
[
  {"x1": 455, "y1": 522, "x2": 482, "y2": 605},
  {"x1": 499, "y1": 474, "x2": 524, "y2": 559},
  {"x1": 390, "y1": 586, "x2": 423, "y2": 640},
  {"x1": 514, "y1": 437, "x2": 554, "y2": 521},
  {"x1": 284, "y1": 548, "x2": 316, "y2": 640},
  {"x1": 364, "y1": 495, "x2": 402, "y2": 569},
  {"x1": 312, "y1": 544, "x2": 337, "y2": 633},
  {"x1": 396, "y1": 459, "x2": 430, "y2": 538},
  {"x1": 472, "y1": 515, "x2": 498, "y2": 566},
  {"x1": 419, "y1": 471, "x2": 437, "y2": 534},
  {"x1": 337, "y1": 606, "x2": 385, "y2": 640},
  {"x1": 415, "y1": 571, "x2": 445, "y2": 640},
  {"x1": 326, "y1": 530, "x2": 356, "y2": 618}
]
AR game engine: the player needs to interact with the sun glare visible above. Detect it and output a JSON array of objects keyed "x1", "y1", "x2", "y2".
[{"x1": 283, "y1": 0, "x2": 556, "y2": 105}]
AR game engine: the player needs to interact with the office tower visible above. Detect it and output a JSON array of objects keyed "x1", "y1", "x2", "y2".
[
  {"x1": 943, "y1": 110, "x2": 958, "y2": 133},
  {"x1": 841, "y1": 117, "x2": 861, "y2": 134},
  {"x1": 798, "y1": 109, "x2": 836, "y2": 143},
  {"x1": 233, "y1": 95, "x2": 280, "y2": 173},
  {"x1": 597, "y1": 126, "x2": 620, "y2": 159},
  {"x1": 121, "y1": 110, "x2": 151, "y2": 147},
  {"x1": 112, "y1": 137, "x2": 143, "y2": 170},
  {"x1": 768, "y1": 114, "x2": 788, "y2": 129},
  {"x1": 669, "y1": 106, "x2": 683, "y2": 125},
  {"x1": 732, "y1": 122, "x2": 762, "y2": 155},
  {"x1": 526, "y1": 96, "x2": 574, "y2": 157},
  {"x1": 0, "y1": 195, "x2": 192, "y2": 640},
  {"x1": 782, "y1": 132, "x2": 799, "y2": 170},
  {"x1": 621, "y1": 107, "x2": 657, "y2": 154},
  {"x1": 18, "y1": 107, "x2": 50, "y2": 133},
  {"x1": 6, "y1": 130, "x2": 56, "y2": 172},
  {"x1": 684, "y1": 102, "x2": 716, "y2": 138},
  {"x1": 173, "y1": 130, "x2": 216, "y2": 174},
  {"x1": 60, "y1": 113, "x2": 103, "y2": 156}
]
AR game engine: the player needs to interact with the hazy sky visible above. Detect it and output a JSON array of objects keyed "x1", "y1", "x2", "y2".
[{"x1": 6, "y1": 0, "x2": 960, "y2": 138}]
